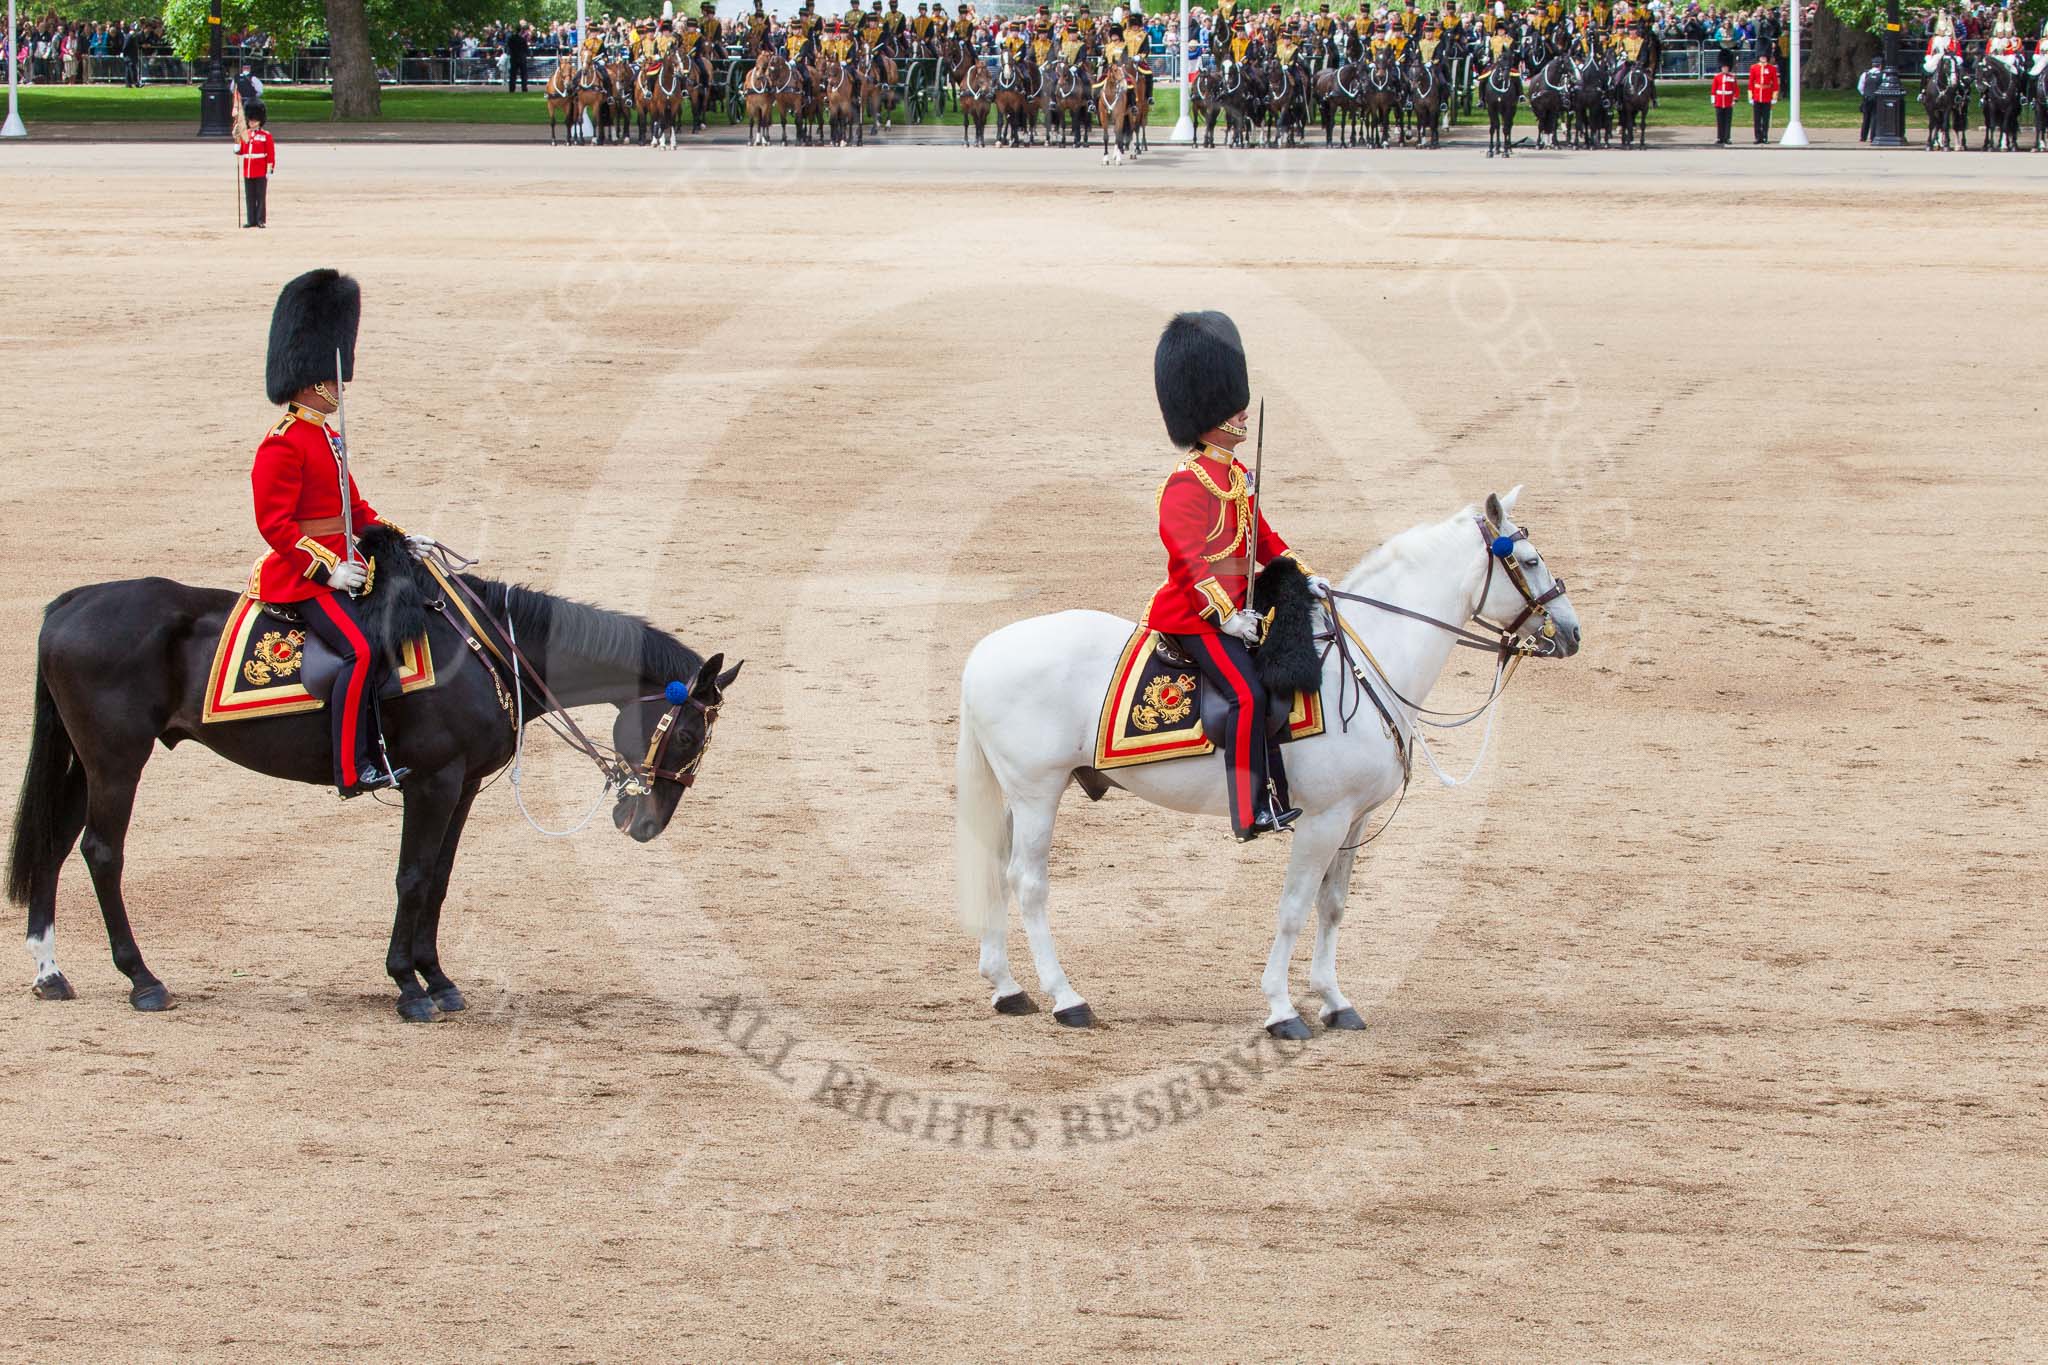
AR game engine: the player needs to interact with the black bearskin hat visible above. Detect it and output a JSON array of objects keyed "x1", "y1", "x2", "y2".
[
  {"x1": 1153, "y1": 311, "x2": 1250, "y2": 449},
  {"x1": 266, "y1": 268, "x2": 360, "y2": 405},
  {"x1": 1717, "y1": 45, "x2": 1733, "y2": 69},
  {"x1": 245, "y1": 98, "x2": 268, "y2": 124}
]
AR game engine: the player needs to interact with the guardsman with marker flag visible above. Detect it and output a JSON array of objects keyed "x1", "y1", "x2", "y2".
[
  {"x1": 231, "y1": 92, "x2": 275, "y2": 228},
  {"x1": 1143, "y1": 312, "x2": 1330, "y2": 842},
  {"x1": 252, "y1": 270, "x2": 429, "y2": 798}
]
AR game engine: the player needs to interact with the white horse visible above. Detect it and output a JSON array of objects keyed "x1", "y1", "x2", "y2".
[{"x1": 954, "y1": 487, "x2": 1582, "y2": 1037}]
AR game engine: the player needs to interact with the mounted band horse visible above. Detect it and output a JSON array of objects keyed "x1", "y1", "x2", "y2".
[
  {"x1": 9, "y1": 271, "x2": 741, "y2": 1021},
  {"x1": 954, "y1": 312, "x2": 1581, "y2": 1035}
]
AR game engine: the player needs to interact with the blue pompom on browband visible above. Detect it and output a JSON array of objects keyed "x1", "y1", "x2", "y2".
[
  {"x1": 1490, "y1": 535, "x2": 1517, "y2": 559},
  {"x1": 665, "y1": 680, "x2": 691, "y2": 705}
]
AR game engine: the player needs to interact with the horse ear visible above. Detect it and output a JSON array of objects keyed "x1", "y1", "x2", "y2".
[
  {"x1": 1485, "y1": 491, "x2": 1504, "y2": 525},
  {"x1": 1499, "y1": 484, "x2": 1523, "y2": 515},
  {"x1": 693, "y1": 653, "x2": 725, "y2": 698},
  {"x1": 716, "y1": 660, "x2": 744, "y2": 691}
]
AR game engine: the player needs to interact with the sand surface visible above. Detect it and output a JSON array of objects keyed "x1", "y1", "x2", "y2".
[{"x1": 1, "y1": 141, "x2": 2044, "y2": 1359}]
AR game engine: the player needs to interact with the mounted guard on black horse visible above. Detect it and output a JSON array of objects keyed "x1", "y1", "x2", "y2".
[{"x1": 9, "y1": 269, "x2": 741, "y2": 1022}]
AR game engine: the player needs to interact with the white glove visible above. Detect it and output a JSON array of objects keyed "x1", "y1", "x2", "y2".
[
  {"x1": 404, "y1": 533, "x2": 438, "y2": 554},
  {"x1": 1220, "y1": 610, "x2": 1263, "y2": 644},
  {"x1": 1306, "y1": 575, "x2": 1333, "y2": 599},
  {"x1": 327, "y1": 561, "x2": 368, "y2": 593}
]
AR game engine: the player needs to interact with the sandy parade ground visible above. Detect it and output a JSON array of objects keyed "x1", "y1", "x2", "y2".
[{"x1": 1, "y1": 139, "x2": 2045, "y2": 1358}]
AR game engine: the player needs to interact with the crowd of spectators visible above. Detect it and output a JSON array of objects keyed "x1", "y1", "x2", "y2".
[
  {"x1": 4, "y1": 1, "x2": 2020, "y2": 86},
  {"x1": 9, "y1": 17, "x2": 165, "y2": 84}
]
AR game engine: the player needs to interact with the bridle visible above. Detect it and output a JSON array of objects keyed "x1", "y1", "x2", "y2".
[
  {"x1": 630, "y1": 690, "x2": 723, "y2": 793},
  {"x1": 1311, "y1": 514, "x2": 1572, "y2": 840},
  {"x1": 1318, "y1": 512, "x2": 1567, "y2": 740}
]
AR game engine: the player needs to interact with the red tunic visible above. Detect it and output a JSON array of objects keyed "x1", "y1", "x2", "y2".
[
  {"x1": 1746, "y1": 61, "x2": 1778, "y2": 104},
  {"x1": 1143, "y1": 445, "x2": 1296, "y2": 636},
  {"x1": 235, "y1": 128, "x2": 275, "y2": 179},
  {"x1": 251, "y1": 403, "x2": 390, "y2": 603},
  {"x1": 1710, "y1": 70, "x2": 1737, "y2": 108}
]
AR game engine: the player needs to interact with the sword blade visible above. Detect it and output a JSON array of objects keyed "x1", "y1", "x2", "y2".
[
  {"x1": 333, "y1": 347, "x2": 359, "y2": 583},
  {"x1": 1246, "y1": 398, "x2": 1263, "y2": 617}
]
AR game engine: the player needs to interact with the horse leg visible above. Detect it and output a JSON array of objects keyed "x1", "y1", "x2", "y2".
[
  {"x1": 78, "y1": 766, "x2": 171, "y2": 1011},
  {"x1": 1308, "y1": 813, "x2": 1369, "y2": 1030},
  {"x1": 408, "y1": 779, "x2": 480, "y2": 1014},
  {"x1": 1007, "y1": 793, "x2": 1089, "y2": 1025},
  {"x1": 21, "y1": 763, "x2": 87, "y2": 1001},
  {"x1": 387, "y1": 771, "x2": 460, "y2": 1022},
  {"x1": 1257, "y1": 809, "x2": 1351, "y2": 1037}
]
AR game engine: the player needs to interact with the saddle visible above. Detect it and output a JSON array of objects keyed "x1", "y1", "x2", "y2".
[
  {"x1": 1091, "y1": 626, "x2": 1324, "y2": 772},
  {"x1": 203, "y1": 590, "x2": 435, "y2": 725},
  {"x1": 205, "y1": 527, "x2": 444, "y2": 726}
]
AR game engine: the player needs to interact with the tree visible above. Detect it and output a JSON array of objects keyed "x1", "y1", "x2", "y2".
[
  {"x1": 1809, "y1": 2, "x2": 1879, "y2": 88},
  {"x1": 326, "y1": 0, "x2": 379, "y2": 117},
  {"x1": 163, "y1": 0, "x2": 554, "y2": 118}
]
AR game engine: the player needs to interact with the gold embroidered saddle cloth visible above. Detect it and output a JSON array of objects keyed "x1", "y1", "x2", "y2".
[
  {"x1": 1092, "y1": 625, "x2": 1324, "y2": 771},
  {"x1": 202, "y1": 575, "x2": 437, "y2": 725}
]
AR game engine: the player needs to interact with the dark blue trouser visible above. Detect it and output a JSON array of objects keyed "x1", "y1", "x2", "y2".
[{"x1": 1177, "y1": 631, "x2": 1279, "y2": 838}]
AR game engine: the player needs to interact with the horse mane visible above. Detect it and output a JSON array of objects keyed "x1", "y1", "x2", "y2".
[
  {"x1": 459, "y1": 575, "x2": 702, "y2": 686},
  {"x1": 1338, "y1": 507, "x2": 1481, "y2": 596}
]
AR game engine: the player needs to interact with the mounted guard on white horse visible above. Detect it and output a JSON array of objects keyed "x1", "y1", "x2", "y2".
[{"x1": 954, "y1": 310, "x2": 1582, "y2": 1037}]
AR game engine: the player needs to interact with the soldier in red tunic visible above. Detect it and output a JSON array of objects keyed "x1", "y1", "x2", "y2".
[
  {"x1": 253, "y1": 269, "x2": 423, "y2": 797},
  {"x1": 1143, "y1": 311, "x2": 1328, "y2": 842}
]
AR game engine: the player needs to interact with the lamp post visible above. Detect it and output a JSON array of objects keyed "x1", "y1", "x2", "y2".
[
  {"x1": 1870, "y1": 0, "x2": 1906, "y2": 145},
  {"x1": 3, "y1": 0, "x2": 26, "y2": 138},
  {"x1": 1171, "y1": 0, "x2": 1193, "y2": 141},
  {"x1": 197, "y1": 0, "x2": 232, "y2": 136},
  {"x1": 1779, "y1": 0, "x2": 1807, "y2": 143}
]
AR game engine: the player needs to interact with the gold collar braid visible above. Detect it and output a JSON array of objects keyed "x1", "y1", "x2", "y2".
[{"x1": 1184, "y1": 449, "x2": 1251, "y2": 563}]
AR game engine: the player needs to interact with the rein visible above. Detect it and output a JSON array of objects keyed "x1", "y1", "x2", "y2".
[{"x1": 1314, "y1": 513, "x2": 1566, "y2": 746}]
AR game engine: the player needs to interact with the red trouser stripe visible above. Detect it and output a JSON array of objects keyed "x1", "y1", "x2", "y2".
[
  {"x1": 1192, "y1": 634, "x2": 1257, "y2": 821},
  {"x1": 311, "y1": 593, "x2": 370, "y2": 777}
]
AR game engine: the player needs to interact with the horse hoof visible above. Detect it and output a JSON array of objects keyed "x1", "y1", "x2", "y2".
[
  {"x1": 129, "y1": 982, "x2": 174, "y2": 1012},
  {"x1": 993, "y1": 990, "x2": 1039, "y2": 1015},
  {"x1": 1265, "y1": 1014, "x2": 1311, "y2": 1041},
  {"x1": 1322, "y1": 1006, "x2": 1367, "y2": 1031},
  {"x1": 31, "y1": 973, "x2": 76, "y2": 1002},
  {"x1": 430, "y1": 985, "x2": 467, "y2": 1014},
  {"x1": 397, "y1": 994, "x2": 443, "y2": 1023},
  {"x1": 1052, "y1": 1002, "x2": 1095, "y2": 1028}
]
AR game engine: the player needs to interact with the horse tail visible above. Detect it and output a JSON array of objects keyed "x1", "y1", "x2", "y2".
[
  {"x1": 952, "y1": 674, "x2": 1011, "y2": 939},
  {"x1": 8, "y1": 659, "x2": 81, "y2": 909}
]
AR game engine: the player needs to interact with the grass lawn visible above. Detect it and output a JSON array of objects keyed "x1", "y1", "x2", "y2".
[{"x1": 11, "y1": 78, "x2": 1884, "y2": 130}]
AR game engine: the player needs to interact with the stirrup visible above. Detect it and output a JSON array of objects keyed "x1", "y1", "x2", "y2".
[{"x1": 340, "y1": 764, "x2": 410, "y2": 799}]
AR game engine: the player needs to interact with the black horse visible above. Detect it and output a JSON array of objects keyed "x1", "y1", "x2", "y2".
[
  {"x1": 1480, "y1": 53, "x2": 1523, "y2": 158},
  {"x1": 1575, "y1": 54, "x2": 1613, "y2": 148},
  {"x1": 1405, "y1": 47, "x2": 1450, "y2": 147},
  {"x1": 1923, "y1": 53, "x2": 1969, "y2": 151},
  {"x1": 1260, "y1": 54, "x2": 1309, "y2": 147},
  {"x1": 2036, "y1": 65, "x2": 2048, "y2": 152},
  {"x1": 1216, "y1": 57, "x2": 1267, "y2": 147},
  {"x1": 1976, "y1": 59, "x2": 2022, "y2": 150},
  {"x1": 1613, "y1": 56, "x2": 1653, "y2": 147},
  {"x1": 8, "y1": 531, "x2": 740, "y2": 1022},
  {"x1": 1526, "y1": 53, "x2": 1571, "y2": 148}
]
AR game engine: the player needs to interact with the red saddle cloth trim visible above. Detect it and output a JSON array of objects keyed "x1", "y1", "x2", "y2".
[
  {"x1": 1093, "y1": 625, "x2": 1323, "y2": 771},
  {"x1": 202, "y1": 590, "x2": 436, "y2": 725}
]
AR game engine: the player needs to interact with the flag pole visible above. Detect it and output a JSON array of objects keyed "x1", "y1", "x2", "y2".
[
  {"x1": 1170, "y1": 0, "x2": 1193, "y2": 141},
  {"x1": 2, "y1": 0, "x2": 27, "y2": 139},
  {"x1": 230, "y1": 83, "x2": 243, "y2": 226},
  {"x1": 1780, "y1": 0, "x2": 1808, "y2": 145}
]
